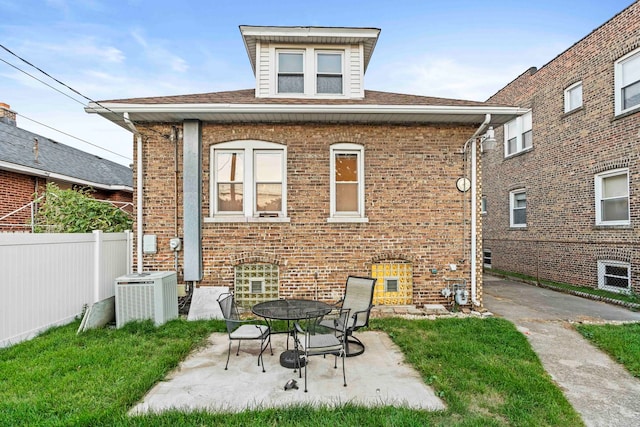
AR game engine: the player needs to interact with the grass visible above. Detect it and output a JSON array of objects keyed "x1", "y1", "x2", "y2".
[
  {"x1": 488, "y1": 268, "x2": 640, "y2": 307},
  {"x1": 0, "y1": 317, "x2": 583, "y2": 426},
  {"x1": 576, "y1": 322, "x2": 640, "y2": 378}
]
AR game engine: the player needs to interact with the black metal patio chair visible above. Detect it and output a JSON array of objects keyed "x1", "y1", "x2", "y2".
[
  {"x1": 320, "y1": 275, "x2": 376, "y2": 356},
  {"x1": 217, "y1": 292, "x2": 272, "y2": 372},
  {"x1": 295, "y1": 307, "x2": 351, "y2": 392}
]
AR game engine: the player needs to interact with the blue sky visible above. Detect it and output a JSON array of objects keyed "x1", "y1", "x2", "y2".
[{"x1": 0, "y1": 0, "x2": 635, "y2": 165}]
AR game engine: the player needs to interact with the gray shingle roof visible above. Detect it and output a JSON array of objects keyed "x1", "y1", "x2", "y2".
[
  {"x1": 100, "y1": 88, "x2": 498, "y2": 107},
  {"x1": 0, "y1": 120, "x2": 132, "y2": 190}
]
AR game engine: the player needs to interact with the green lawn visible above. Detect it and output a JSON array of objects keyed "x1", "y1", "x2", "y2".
[
  {"x1": 576, "y1": 322, "x2": 640, "y2": 378},
  {"x1": 0, "y1": 317, "x2": 583, "y2": 426}
]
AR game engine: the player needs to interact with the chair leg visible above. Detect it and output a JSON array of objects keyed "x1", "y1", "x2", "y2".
[
  {"x1": 341, "y1": 350, "x2": 347, "y2": 387},
  {"x1": 303, "y1": 356, "x2": 308, "y2": 392},
  {"x1": 225, "y1": 341, "x2": 232, "y2": 370},
  {"x1": 236, "y1": 340, "x2": 241, "y2": 356}
]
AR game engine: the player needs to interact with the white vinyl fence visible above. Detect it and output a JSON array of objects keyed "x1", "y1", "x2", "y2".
[{"x1": 0, "y1": 230, "x2": 132, "y2": 348}]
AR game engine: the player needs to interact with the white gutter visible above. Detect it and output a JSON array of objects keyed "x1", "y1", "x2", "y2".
[
  {"x1": 123, "y1": 112, "x2": 144, "y2": 274},
  {"x1": 88, "y1": 102, "x2": 526, "y2": 117},
  {"x1": 466, "y1": 113, "x2": 491, "y2": 306}
]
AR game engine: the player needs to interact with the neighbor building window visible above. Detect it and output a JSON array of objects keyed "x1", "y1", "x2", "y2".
[
  {"x1": 277, "y1": 50, "x2": 304, "y2": 94},
  {"x1": 510, "y1": 189, "x2": 527, "y2": 227},
  {"x1": 483, "y1": 250, "x2": 492, "y2": 269},
  {"x1": 595, "y1": 169, "x2": 629, "y2": 226},
  {"x1": 615, "y1": 48, "x2": 640, "y2": 115},
  {"x1": 504, "y1": 111, "x2": 532, "y2": 157},
  {"x1": 328, "y1": 143, "x2": 367, "y2": 222},
  {"x1": 210, "y1": 140, "x2": 287, "y2": 221},
  {"x1": 481, "y1": 195, "x2": 487, "y2": 214},
  {"x1": 564, "y1": 81, "x2": 583, "y2": 113},
  {"x1": 597, "y1": 260, "x2": 631, "y2": 293},
  {"x1": 316, "y1": 51, "x2": 343, "y2": 94}
]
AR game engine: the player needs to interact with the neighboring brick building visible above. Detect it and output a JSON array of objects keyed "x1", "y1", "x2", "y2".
[
  {"x1": 483, "y1": 2, "x2": 640, "y2": 295},
  {"x1": 88, "y1": 26, "x2": 524, "y2": 307},
  {"x1": 0, "y1": 103, "x2": 133, "y2": 231}
]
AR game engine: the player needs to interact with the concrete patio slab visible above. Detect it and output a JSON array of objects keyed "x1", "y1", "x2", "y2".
[{"x1": 129, "y1": 331, "x2": 446, "y2": 415}]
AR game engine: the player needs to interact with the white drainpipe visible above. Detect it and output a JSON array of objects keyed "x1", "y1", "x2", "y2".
[
  {"x1": 123, "y1": 112, "x2": 144, "y2": 274},
  {"x1": 467, "y1": 113, "x2": 491, "y2": 306}
]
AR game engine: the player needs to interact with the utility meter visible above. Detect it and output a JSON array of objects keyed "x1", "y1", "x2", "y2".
[{"x1": 169, "y1": 237, "x2": 182, "y2": 251}]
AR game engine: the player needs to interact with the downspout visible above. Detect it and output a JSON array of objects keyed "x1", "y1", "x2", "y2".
[
  {"x1": 123, "y1": 112, "x2": 144, "y2": 274},
  {"x1": 467, "y1": 113, "x2": 491, "y2": 306}
]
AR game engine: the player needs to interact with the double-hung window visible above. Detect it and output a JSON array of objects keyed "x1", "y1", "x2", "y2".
[
  {"x1": 595, "y1": 169, "x2": 629, "y2": 226},
  {"x1": 564, "y1": 81, "x2": 583, "y2": 113},
  {"x1": 615, "y1": 48, "x2": 640, "y2": 115},
  {"x1": 211, "y1": 140, "x2": 287, "y2": 221},
  {"x1": 504, "y1": 111, "x2": 532, "y2": 157},
  {"x1": 510, "y1": 189, "x2": 526, "y2": 228},
  {"x1": 316, "y1": 51, "x2": 343, "y2": 94},
  {"x1": 328, "y1": 143, "x2": 367, "y2": 222},
  {"x1": 277, "y1": 50, "x2": 304, "y2": 94}
]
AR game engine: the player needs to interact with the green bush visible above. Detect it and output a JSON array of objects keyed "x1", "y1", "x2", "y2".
[{"x1": 33, "y1": 182, "x2": 132, "y2": 233}]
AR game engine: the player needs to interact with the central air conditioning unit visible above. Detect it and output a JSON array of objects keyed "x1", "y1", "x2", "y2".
[{"x1": 115, "y1": 271, "x2": 178, "y2": 328}]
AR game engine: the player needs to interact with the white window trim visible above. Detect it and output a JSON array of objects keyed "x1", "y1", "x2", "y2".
[
  {"x1": 271, "y1": 45, "x2": 349, "y2": 98},
  {"x1": 315, "y1": 50, "x2": 344, "y2": 95},
  {"x1": 504, "y1": 110, "x2": 533, "y2": 157},
  {"x1": 276, "y1": 49, "x2": 305, "y2": 95},
  {"x1": 614, "y1": 48, "x2": 640, "y2": 116},
  {"x1": 207, "y1": 140, "x2": 289, "y2": 223},
  {"x1": 328, "y1": 143, "x2": 368, "y2": 223},
  {"x1": 594, "y1": 168, "x2": 630, "y2": 226},
  {"x1": 597, "y1": 260, "x2": 631, "y2": 293},
  {"x1": 564, "y1": 81, "x2": 583, "y2": 113},
  {"x1": 509, "y1": 189, "x2": 526, "y2": 228}
]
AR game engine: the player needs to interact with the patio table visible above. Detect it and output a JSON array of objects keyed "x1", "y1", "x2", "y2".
[{"x1": 252, "y1": 299, "x2": 332, "y2": 368}]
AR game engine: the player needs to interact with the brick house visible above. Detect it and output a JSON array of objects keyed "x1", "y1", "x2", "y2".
[
  {"x1": 87, "y1": 26, "x2": 524, "y2": 307},
  {"x1": 0, "y1": 103, "x2": 133, "y2": 232},
  {"x1": 482, "y1": 2, "x2": 640, "y2": 295}
]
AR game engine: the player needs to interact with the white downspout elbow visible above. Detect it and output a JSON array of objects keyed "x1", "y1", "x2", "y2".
[{"x1": 123, "y1": 112, "x2": 144, "y2": 274}]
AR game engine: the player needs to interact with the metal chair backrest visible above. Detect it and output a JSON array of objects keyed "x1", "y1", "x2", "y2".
[
  {"x1": 341, "y1": 276, "x2": 376, "y2": 329},
  {"x1": 217, "y1": 293, "x2": 240, "y2": 334}
]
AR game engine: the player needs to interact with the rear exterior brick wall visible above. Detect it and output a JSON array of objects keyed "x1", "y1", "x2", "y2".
[
  {"x1": 483, "y1": 3, "x2": 640, "y2": 294},
  {"x1": 136, "y1": 122, "x2": 483, "y2": 307}
]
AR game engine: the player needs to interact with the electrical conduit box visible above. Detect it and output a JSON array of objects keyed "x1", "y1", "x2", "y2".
[{"x1": 115, "y1": 271, "x2": 178, "y2": 328}]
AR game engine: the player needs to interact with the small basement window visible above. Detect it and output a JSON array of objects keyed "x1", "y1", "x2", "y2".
[{"x1": 385, "y1": 278, "x2": 399, "y2": 293}]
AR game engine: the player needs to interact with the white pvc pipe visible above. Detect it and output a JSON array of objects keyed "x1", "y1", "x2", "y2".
[
  {"x1": 123, "y1": 113, "x2": 144, "y2": 274},
  {"x1": 468, "y1": 114, "x2": 491, "y2": 306}
]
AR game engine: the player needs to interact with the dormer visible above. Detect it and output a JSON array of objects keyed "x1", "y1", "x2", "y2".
[{"x1": 240, "y1": 25, "x2": 380, "y2": 100}]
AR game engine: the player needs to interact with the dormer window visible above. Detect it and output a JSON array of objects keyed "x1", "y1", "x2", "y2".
[
  {"x1": 277, "y1": 51, "x2": 304, "y2": 94},
  {"x1": 317, "y1": 52, "x2": 343, "y2": 94},
  {"x1": 240, "y1": 25, "x2": 380, "y2": 99}
]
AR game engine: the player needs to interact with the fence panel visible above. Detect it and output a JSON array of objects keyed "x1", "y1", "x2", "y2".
[{"x1": 0, "y1": 231, "x2": 131, "y2": 347}]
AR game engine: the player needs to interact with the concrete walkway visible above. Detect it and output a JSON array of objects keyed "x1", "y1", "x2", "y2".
[{"x1": 484, "y1": 275, "x2": 640, "y2": 427}]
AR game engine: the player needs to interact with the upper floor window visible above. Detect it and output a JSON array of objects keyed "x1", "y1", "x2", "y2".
[
  {"x1": 595, "y1": 168, "x2": 629, "y2": 226},
  {"x1": 510, "y1": 189, "x2": 526, "y2": 228},
  {"x1": 210, "y1": 140, "x2": 288, "y2": 222},
  {"x1": 615, "y1": 48, "x2": 640, "y2": 115},
  {"x1": 277, "y1": 51, "x2": 304, "y2": 94},
  {"x1": 504, "y1": 111, "x2": 532, "y2": 157},
  {"x1": 328, "y1": 143, "x2": 367, "y2": 222},
  {"x1": 274, "y1": 47, "x2": 345, "y2": 97},
  {"x1": 564, "y1": 81, "x2": 583, "y2": 113},
  {"x1": 316, "y1": 52, "x2": 343, "y2": 94}
]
